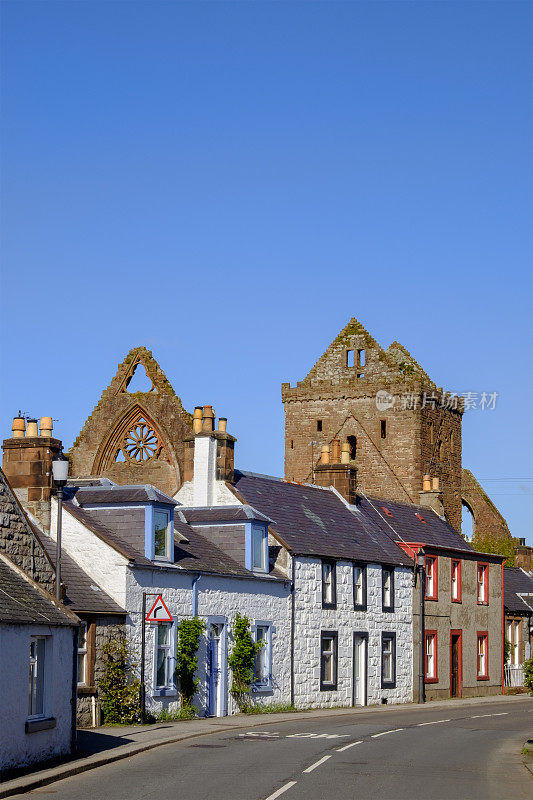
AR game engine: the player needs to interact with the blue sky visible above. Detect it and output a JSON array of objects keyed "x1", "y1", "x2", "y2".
[{"x1": 1, "y1": 1, "x2": 532, "y2": 541}]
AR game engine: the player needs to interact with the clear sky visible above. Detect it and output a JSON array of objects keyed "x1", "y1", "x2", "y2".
[{"x1": 1, "y1": 1, "x2": 532, "y2": 541}]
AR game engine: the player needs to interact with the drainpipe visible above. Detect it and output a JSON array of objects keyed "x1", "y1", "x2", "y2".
[
  {"x1": 290, "y1": 556, "x2": 295, "y2": 707},
  {"x1": 71, "y1": 625, "x2": 79, "y2": 752},
  {"x1": 192, "y1": 574, "x2": 202, "y2": 617},
  {"x1": 416, "y1": 550, "x2": 426, "y2": 704}
]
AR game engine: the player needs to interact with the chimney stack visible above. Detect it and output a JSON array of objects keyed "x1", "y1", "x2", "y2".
[
  {"x1": 183, "y1": 406, "x2": 236, "y2": 506},
  {"x1": 330, "y1": 438, "x2": 341, "y2": 463},
  {"x1": 2, "y1": 414, "x2": 63, "y2": 530},
  {"x1": 514, "y1": 541, "x2": 533, "y2": 572},
  {"x1": 419, "y1": 474, "x2": 444, "y2": 518},
  {"x1": 313, "y1": 437, "x2": 357, "y2": 504}
]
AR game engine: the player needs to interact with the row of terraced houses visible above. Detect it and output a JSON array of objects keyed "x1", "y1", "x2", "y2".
[{"x1": 1, "y1": 319, "x2": 532, "y2": 775}]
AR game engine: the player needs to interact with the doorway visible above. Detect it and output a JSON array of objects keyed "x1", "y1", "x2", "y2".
[
  {"x1": 450, "y1": 630, "x2": 462, "y2": 698},
  {"x1": 353, "y1": 633, "x2": 368, "y2": 706},
  {"x1": 207, "y1": 621, "x2": 226, "y2": 716}
]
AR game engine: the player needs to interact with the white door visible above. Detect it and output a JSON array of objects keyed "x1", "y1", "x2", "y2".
[
  {"x1": 208, "y1": 623, "x2": 224, "y2": 716},
  {"x1": 353, "y1": 635, "x2": 367, "y2": 706}
]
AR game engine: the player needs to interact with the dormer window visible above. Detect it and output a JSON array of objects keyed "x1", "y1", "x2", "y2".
[
  {"x1": 246, "y1": 523, "x2": 268, "y2": 573},
  {"x1": 153, "y1": 508, "x2": 172, "y2": 560}
]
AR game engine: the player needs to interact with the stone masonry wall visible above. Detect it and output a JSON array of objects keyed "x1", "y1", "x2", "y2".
[
  {"x1": 77, "y1": 615, "x2": 125, "y2": 728},
  {"x1": 293, "y1": 557, "x2": 413, "y2": 708},
  {"x1": 0, "y1": 470, "x2": 55, "y2": 594}
]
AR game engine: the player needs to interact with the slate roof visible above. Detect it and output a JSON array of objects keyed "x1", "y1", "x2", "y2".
[
  {"x1": 357, "y1": 496, "x2": 476, "y2": 554},
  {"x1": 179, "y1": 506, "x2": 273, "y2": 525},
  {"x1": 232, "y1": 472, "x2": 410, "y2": 566},
  {"x1": 504, "y1": 567, "x2": 533, "y2": 614},
  {"x1": 0, "y1": 554, "x2": 76, "y2": 626},
  {"x1": 37, "y1": 532, "x2": 125, "y2": 615},
  {"x1": 72, "y1": 484, "x2": 176, "y2": 506},
  {"x1": 64, "y1": 498, "x2": 284, "y2": 581}
]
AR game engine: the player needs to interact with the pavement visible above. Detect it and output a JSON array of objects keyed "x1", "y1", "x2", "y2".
[{"x1": 1, "y1": 694, "x2": 532, "y2": 799}]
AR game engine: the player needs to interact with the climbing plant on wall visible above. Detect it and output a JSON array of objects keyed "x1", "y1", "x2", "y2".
[
  {"x1": 228, "y1": 612, "x2": 262, "y2": 711},
  {"x1": 176, "y1": 617, "x2": 206, "y2": 717}
]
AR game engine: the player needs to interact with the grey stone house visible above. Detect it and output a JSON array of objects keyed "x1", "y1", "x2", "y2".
[{"x1": 504, "y1": 566, "x2": 533, "y2": 688}]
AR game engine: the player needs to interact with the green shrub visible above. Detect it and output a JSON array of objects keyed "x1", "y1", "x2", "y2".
[
  {"x1": 99, "y1": 638, "x2": 141, "y2": 725},
  {"x1": 243, "y1": 702, "x2": 298, "y2": 715},
  {"x1": 228, "y1": 613, "x2": 262, "y2": 711},
  {"x1": 524, "y1": 657, "x2": 533, "y2": 695},
  {"x1": 176, "y1": 617, "x2": 205, "y2": 716}
]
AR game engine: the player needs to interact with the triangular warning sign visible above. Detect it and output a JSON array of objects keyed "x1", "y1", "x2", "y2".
[{"x1": 145, "y1": 594, "x2": 173, "y2": 623}]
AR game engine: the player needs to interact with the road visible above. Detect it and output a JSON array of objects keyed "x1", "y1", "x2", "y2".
[{"x1": 18, "y1": 698, "x2": 533, "y2": 800}]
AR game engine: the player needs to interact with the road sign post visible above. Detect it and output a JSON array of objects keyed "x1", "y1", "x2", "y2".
[{"x1": 140, "y1": 592, "x2": 173, "y2": 723}]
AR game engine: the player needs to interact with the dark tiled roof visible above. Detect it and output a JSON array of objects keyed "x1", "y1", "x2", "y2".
[
  {"x1": 179, "y1": 506, "x2": 273, "y2": 525},
  {"x1": 0, "y1": 555, "x2": 76, "y2": 626},
  {"x1": 358, "y1": 496, "x2": 475, "y2": 554},
  {"x1": 72, "y1": 484, "x2": 176, "y2": 506},
  {"x1": 65, "y1": 500, "x2": 284, "y2": 581},
  {"x1": 232, "y1": 472, "x2": 410, "y2": 565},
  {"x1": 504, "y1": 567, "x2": 533, "y2": 614},
  {"x1": 38, "y1": 532, "x2": 125, "y2": 615}
]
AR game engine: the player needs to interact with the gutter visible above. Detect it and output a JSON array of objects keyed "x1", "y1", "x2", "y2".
[{"x1": 71, "y1": 625, "x2": 79, "y2": 754}]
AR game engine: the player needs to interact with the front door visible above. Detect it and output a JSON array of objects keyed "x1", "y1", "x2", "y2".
[
  {"x1": 353, "y1": 634, "x2": 367, "y2": 706},
  {"x1": 450, "y1": 631, "x2": 462, "y2": 698},
  {"x1": 207, "y1": 623, "x2": 224, "y2": 716}
]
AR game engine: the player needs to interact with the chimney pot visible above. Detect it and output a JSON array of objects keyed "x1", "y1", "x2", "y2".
[
  {"x1": 340, "y1": 442, "x2": 350, "y2": 464},
  {"x1": 193, "y1": 407, "x2": 203, "y2": 434},
  {"x1": 331, "y1": 438, "x2": 341, "y2": 463},
  {"x1": 202, "y1": 405, "x2": 215, "y2": 432},
  {"x1": 12, "y1": 416, "x2": 26, "y2": 438},
  {"x1": 320, "y1": 445, "x2": 330, "y2": 464},
  {"x1": 422, "y1": 474, "x2": 431, "y2": 492},
  {"x1": 218, "y1": 417, "x2": 227, "y2": 433},
  {"x1": 431, "y1": 476, "x2": 440, "y2": 492},
  {"x1": 26, "y1": 419, "x2": 38, "y2": 438},
  {"x1": 40, "y1": 417, "x2": 53, "y2": 437}
]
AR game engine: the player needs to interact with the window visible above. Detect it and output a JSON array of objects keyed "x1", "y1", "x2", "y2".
[
  {"x1": 507, "y1": 620, "x2": 520, "y2": 667},
  {"x1": 154, "y1": 509, "x2": 171, "y2": 559},
  {"x1": 155, "y1": 623, "x2": 173, "y2": 691},
  {"x1": 253, "y1": 622, "x2": 272, "y2": 691},
  {"x1": 477, "y1": 632, "x2": 489, "y2": 679},
  {"x1": 381, "y1": 633, "x2": 396, "y2": 688},
  {"x1": 320, "y1": 631, "x2": 338, "y2": 690},
  {"x1": 382, "y1": 567, "x2": 394, "y2": 612},
  {"x1": 425, "y1": 631, "x2": 438, "y2": 682},
  {"x1": 346, "y1": 350, "x2": 355, "y2": 368},
  {"x1": 251, "y1": 524, "x2": 268, "y2": 572},
  {"x1": 353, "y1": 563, "x2": 367, "y2": 610},
  {"x1": 322, "y1": 560, "x2": 337, "y2": 608},
  {"x1": 29, "y1": 637, "x2": 46, "y2": 717},
  {"x1": 425, "y1": 556, "x2": 438, "y2": 600},
  {"x1": 290, "y1": 440, "x2": 294, "y2": 449},
  {"x1": 357, "y1": 349, "x2": 365, "y2": 367},
  {"x1": 477, "y1": 563, "x2": 489, "y2": 604},
  {"x1": 451, "y1": 560, "x2": 462, "y2": 602},
  {"x1": 77, "y1": 623, "x2": 88, "y2": 686},
  {"x1": 380, "y1": 420, "x2": 387, "y2": 439},
  {"x1": 347, "y1": 435, "x2": 357, "y2": 459},
  {"x1": 316, "y1": 420, "x2": 323, "y2": 432}
]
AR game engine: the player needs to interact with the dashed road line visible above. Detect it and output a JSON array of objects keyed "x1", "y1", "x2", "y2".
[
  {"x1": 417, "y1": 719, "x2": 451, "y2": 726},
  {"x1": 303, "y1": 755, "x2": 332, "y2": 773},
  {"x1": 264, "y1": 781, "x2": 298, "y2": 800},
  {"x1": 371, "y1": 728, "x2": 404, "y2": 738},
  {"x1": 492, "y1": 712, "x2": 508, "y2": 716},
  {"x1": 471, "y1": 714, "x2": 493, "y2": 718},
  {"x1": 336, "y1": 740, "x2": 363, "y2": 752}
]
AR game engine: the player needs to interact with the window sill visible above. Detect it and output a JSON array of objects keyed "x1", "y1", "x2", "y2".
[
  {"x1": 382, "y1": 607, "x2": 394, "y2": 613},
  {"x1": 381, "y1": 682, "x2": 396, "y2": 689},
  {"x1": 26, "y1": 717, "x2": 56, "y2": 734},
  {"x1": 477, "y1": 675, "x2": 490, "y2": 681},
  {"x1": 425, "y1": 677, "x2": 439, "y2": 684},
  {"x1": 152, "y1": 688, "x2": 178, "y2": 697},
  {"x1": 477, "y1": 601, "x2": 489, "y2": 606},
  {"x1": 320, "y1": 684, "x2": 338, "y2": 691},
  {"x1": 451, "y1": 599, "x2": 462, "y2": 604},
  {"x1": 354, "y1": 604, "x2": 367, "y2": 612},
  {"x1": 425, "y1": 596, "x2": 438, "y2": 602},
  {"x1": 252, "y1": 684, "x2": 273, "y2": 694},
  {"x1": 78, "y1": 685, "x2": 97, "y2": 695},
  {"x1": 322, "y1": 603, "x2": 337, "y2": 610}
]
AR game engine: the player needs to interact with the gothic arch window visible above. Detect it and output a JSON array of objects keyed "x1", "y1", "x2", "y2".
[{"x1": 94, "y1": 406, "x2": 171, "y2": 472}]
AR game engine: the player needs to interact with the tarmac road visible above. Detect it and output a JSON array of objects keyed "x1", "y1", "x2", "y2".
[{"x1": 16, "y1": 698, "x2": 533, "y2": 800}]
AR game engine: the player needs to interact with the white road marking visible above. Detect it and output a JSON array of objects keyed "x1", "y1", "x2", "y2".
[
  {"x1": 337, "y1": 740, "x2": 363, "y2": 752},
  {"x1": 264, "y1": 781, "x2": 298, "y2": 800},
  {"x1": 417, "y1": 719, "x2": 451, "y2": 726},
  {"x1": 471, "y1": 714, "x2": 493, "y2": 718},
  {"x1": 303, "y1": 755, "x2": 332, "y2": 773},
  {"x1": 491, "y1": 712, "x2": 508, "y2": 716},
  {"x1": 371, "y1": 728, "x2": 404, "y2": 738},
  {"x1": 286, "y1": 732, "x2": 348, "y2": 739}
]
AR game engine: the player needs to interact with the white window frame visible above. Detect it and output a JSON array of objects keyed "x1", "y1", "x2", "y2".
[
  {"x1": 77, "y1": 622, "x2": 88, "y2": 686},
  {"x1": 246, "y1": 523, "x2": 268, "y2": 573},
  {"x1": 477, "y1": 564, "x2": 488, "y2": 604},
  {"x1": 252, "y1": 620, "x2": 273, "y2": 692},
  {"x1": 354, "y1": 564, "x2": 366, "y2": 609},
  {"x1": 153, "y1": 508, "x2": 172, "y2": 561},
  {"x1": 451, "y1": 560, "x2": 460, "y2": 601},
  {"x1": 426, "y1": 633, "x2": 436, "y2": 679},
  {"x1": 28, "y1": 636, "x2": 47, "y2": 719},
  {"x1": 425, "y1": 558, "x2": 434, "y2": 598},
  {"x1": 152, "y1": 619, "x2": 177, "y2": 696},
  {"x1": 477, "y1": 634, "x2": 488, "y2": 678}
]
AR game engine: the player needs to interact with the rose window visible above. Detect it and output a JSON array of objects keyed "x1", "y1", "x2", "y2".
[{"x1": 123, "y1": 419, "x2": 159, "y2": 463}]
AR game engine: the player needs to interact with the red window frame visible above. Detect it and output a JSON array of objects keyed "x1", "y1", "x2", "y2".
[
  {"x1": 477, "y1": 562, "x2": 489, "y2": 605},
  {"x1": 425, "y1": 556, "x2": 438, "y2": 601},
  {"x1": 425, "y1": 630, "x2": 438, "y2": 683},
  {"x1": 451, "y1": 559, "x2": 462, "y2": 603},
  {"x1": 477, "y1": 631, "x2": 489, "y2": 680}
]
